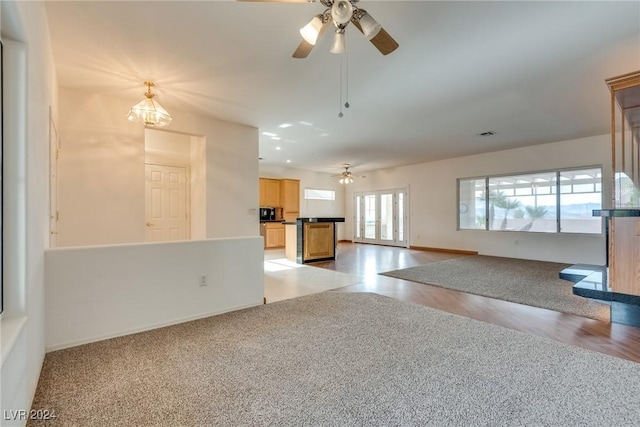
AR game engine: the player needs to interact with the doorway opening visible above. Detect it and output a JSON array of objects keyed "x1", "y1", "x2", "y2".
[
  {"x1": 49, "y1": 107, "x2": 59, "y2": 248},
  {"x1": 353, "y1": 189, "x2": 408, "y2": 247},
  {"x1": 144, "y1": 128, "x2": 206, "y2": 242}
]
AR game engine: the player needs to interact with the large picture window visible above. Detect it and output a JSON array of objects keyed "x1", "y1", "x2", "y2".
[{"x1": 458, "y1": 167, "x2": 602, "y2": 234}]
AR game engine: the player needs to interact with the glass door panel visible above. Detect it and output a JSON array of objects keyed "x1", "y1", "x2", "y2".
[
  {"x1": 355, "y1": 195, "x2": 362, "y2": 239},
  {"x1": 398, "y1": 192, "x2": 405, "y2": 243},
  {"x1": 364, "y1": 194, "x2": 377, "y2": 240},
  {"x1": 380, "y1": 193, "x2": 394, "y2": 241}
]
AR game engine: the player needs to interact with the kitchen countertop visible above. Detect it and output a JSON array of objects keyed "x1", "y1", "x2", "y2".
[
  {"x1": 260, "y1": 220, "x2": 285, "y2": 223},
  {"x1": 295, "y1": 217, "x2": 345, "y2": 223}
]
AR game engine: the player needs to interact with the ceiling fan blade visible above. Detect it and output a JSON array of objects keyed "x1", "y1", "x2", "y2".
[
  {"x1": 293, "y1": 39, "x2": 315, "y2": 58},
  {"x1": 292, "y1": 22, "x2": 329, "y2": 59},
  {"x1": 351, "y1": 17, "x2": 399, "y2": 56},
  {"x1": 370, "y1": 28, "x2": 399, "y2": 56}
]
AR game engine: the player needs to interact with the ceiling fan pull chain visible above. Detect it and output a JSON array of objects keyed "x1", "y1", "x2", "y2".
[
  {"x1": 345, "y1": 35, "x2": 350, "y2": 109},
  {"x1": 338, "y1": 53, "x2": 344, "y2": 118}
]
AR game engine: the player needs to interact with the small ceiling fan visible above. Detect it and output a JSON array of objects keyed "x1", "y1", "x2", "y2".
[
  {"x1": 332, "y1": 164, "x2": 365, "y2": 184},
  {"x1": 238, "y1": 0, "x2": 398, "y2": 58}
]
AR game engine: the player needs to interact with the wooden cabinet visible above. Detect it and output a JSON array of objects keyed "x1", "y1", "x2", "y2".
[
  {"x1": 261, "y1": 222, "x2": 285, "y2": 248},
  {"x1": 280, "y1": 179, "x2": 300, "y2": 222},
  {"x1": 604, "y1": 71, "x2": 640, "y2": 296},
  {"x1": 259, "y1": 179, "x2": 267, "y2": 206},
  {"x1": 259, "y1": 178, "x2": 300, "y2": 221},
  {"x1": 303, "y1": 222, "x2": 335, "y2": 261},
  {"x1": 259, "y1": 178, "x2": 281, "y2": 207}
]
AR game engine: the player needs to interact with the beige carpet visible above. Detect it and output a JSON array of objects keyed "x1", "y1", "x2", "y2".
[
  {"x1": 381, "y1": 255, "x2": 610, "y2": 321},
  {"x1": 29, "y1": 292, "x2": 639, "y2": 426}
]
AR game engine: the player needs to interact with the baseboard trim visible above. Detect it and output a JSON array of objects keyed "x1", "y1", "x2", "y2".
[
  {"x1": 410, "y1": 246, "x2": 478, "y2": 255},
  {"x1": 45, "y1": 300, "x2": 264, "y2": 352}
]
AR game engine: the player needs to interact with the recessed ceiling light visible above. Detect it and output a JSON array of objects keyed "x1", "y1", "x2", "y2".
[
  {"x1": 262, "y1": 132, "x2": 277, "y2": 137},
  {"x1": 271, "y1": 137, "x2": 281, "y2": 140},
  {"x1": 275, "y1": 146, "x2": 282, "y2": 150},
  {"x1": 286, "y1": 159, "x2": 292, "y2": 163},
  {"x1": 279, "y1": 123, "x2": 293, "y2": 128}
]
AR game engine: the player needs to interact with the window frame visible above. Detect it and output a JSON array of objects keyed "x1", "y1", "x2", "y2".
[
  {"x1": 457, "y1": 165, "x2": 603, "y2": 235},
  {"x1": 303, "y1": 188, "x2": 336, "y2": 201}
]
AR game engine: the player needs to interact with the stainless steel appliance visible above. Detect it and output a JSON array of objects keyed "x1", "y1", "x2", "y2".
[{"x1": 260, "y1": 207, "x2": 276, "y2": 221}]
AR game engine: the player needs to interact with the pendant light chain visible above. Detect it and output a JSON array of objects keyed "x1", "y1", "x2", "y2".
[
  {"x1": 338, "y1": 53, "x2": 344, "y2": 118},
  {"x1": 345, "y1": 38, "x2": 350, "y2": 109},
  {"x1": 338, "y1": 34, "x2": 349, "y2": 118}
]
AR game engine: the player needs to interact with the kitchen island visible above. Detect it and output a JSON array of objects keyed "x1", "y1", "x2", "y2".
[{"x1": 284, "y1": 217, "x2": 345, "y2": 264}]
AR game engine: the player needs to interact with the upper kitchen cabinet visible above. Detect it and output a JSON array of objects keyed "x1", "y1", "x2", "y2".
[
  {"x1": 280, "y1": 179, "x2": 300, "y2": 222},
  {"x1": 259, "y1": 178, "x2": 281, "y2": 207}
]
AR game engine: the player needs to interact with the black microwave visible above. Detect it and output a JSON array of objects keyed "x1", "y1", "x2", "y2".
[{"x1": 260, "y1": 207, "x2": 276, "y2": 221}]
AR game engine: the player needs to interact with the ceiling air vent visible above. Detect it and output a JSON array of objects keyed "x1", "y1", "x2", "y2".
[{"x1": 477, "y1": 131, "x2": 497, "y2": 137}]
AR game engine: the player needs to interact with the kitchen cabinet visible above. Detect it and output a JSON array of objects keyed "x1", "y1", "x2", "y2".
[
  {"x1": 288, "y1": 218, "x2": 345, "y2": 264},
  {"x1": 303, "y1": 222, "x2": 335, "y2": 261},
  {"x1": 259, "y1": 178, "x2": 281, "y2": 207},
  {"x1": 280, "y1": 179, "x2": 300, "y2": 222},
  {"x1": 261, "y1": 222, "x2": 285, "y2": 248}
]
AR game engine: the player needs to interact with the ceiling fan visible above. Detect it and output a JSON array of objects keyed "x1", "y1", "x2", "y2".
[
  {"x1": 239, "y1": 0, "x2": 399, "y2": 58},
  {"x1": 332, "y1": 164, "x2": 365, "y2": 184}
]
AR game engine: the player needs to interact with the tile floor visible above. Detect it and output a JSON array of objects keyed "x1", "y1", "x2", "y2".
[{"x1": 263, "y1": 249, "x2": 362, "y2": 303}]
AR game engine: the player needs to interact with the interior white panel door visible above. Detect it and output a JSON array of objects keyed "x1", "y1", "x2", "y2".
[{"x1": 145, "y1": 164, "x2": 189, "y2": 242}]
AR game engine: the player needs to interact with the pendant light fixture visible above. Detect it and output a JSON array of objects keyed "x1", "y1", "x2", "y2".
[{"x1": 126, "y1": 81, "x2": 172, "y2": 127}]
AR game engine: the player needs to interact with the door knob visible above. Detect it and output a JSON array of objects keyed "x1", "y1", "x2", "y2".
[{"x1": 146, "y1": 222, "x2": 154, "y2": 227}]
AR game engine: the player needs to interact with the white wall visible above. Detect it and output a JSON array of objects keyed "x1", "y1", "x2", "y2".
[
  {"x1": 345, "y1": 135, "x2": 611, "y2": 265},
  {"x1": 1, "y1": 1, "x2": 57, "y2": 425},
  {"x1": 145, "y1": 128, "x2": 192, "y2": 165},
  {"x1": 57, "y1": 88, "x2": 145, "y2": 246},
  {"x1": 259, "y1": 165, "x2": 346, "y2": 239},
  {"x1": 57, "y1": 88, "x2": 259, "y2": 247},
  {"x1": 190, "y1": 135, "x2": 207, "y2": 240},
  {"x1": 45, "y1": 237, "x2": 264, "y2": 351}
]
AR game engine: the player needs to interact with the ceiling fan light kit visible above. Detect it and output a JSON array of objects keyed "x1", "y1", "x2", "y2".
[
  {"x1": 300, "y1": 14, "x2": 324, "y2": 45},
  {"x1": 335, "y1": 163, "x2": 364, "y2": 184},
  {"x1": 126, "y1": 81, "x2": 172, "y2": 127},
  {"x1": 242, "y1": 0, "x2": 398, "y2": 118},
  {"x1": 329, "y1": 28, "x2": 346, "y2": 55},
  {"x1": 355, "y1": 10, "x2": 381, "y2": 40},
  {"x1": 331, "y1": 0, "x2": 353, "y2": 25},
  {"x1": 289, "y1": 0, "x2": 398, "y2": 58}
]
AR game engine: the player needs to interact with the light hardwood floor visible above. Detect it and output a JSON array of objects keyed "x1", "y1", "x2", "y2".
[{"x1": 310, "y1": 242, "x2": 640, "y2": 363}]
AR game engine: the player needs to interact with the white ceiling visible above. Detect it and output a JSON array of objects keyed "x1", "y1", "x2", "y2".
[{"x1": 44, "y1": 1, "x2": 640, "y2": 175}]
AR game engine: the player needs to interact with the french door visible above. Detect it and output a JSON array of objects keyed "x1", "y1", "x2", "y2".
[{"x1": 353, "y1": 189, "x2": 407, "y2": 247}]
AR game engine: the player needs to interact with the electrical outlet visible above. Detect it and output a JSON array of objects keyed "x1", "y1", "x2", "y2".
[
  {"x1": 199, "y1": 275, "x2": 207, "y2": 286},
  {"x1": 514, "y1": 240, "x2": 519, "y2": 246}
]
